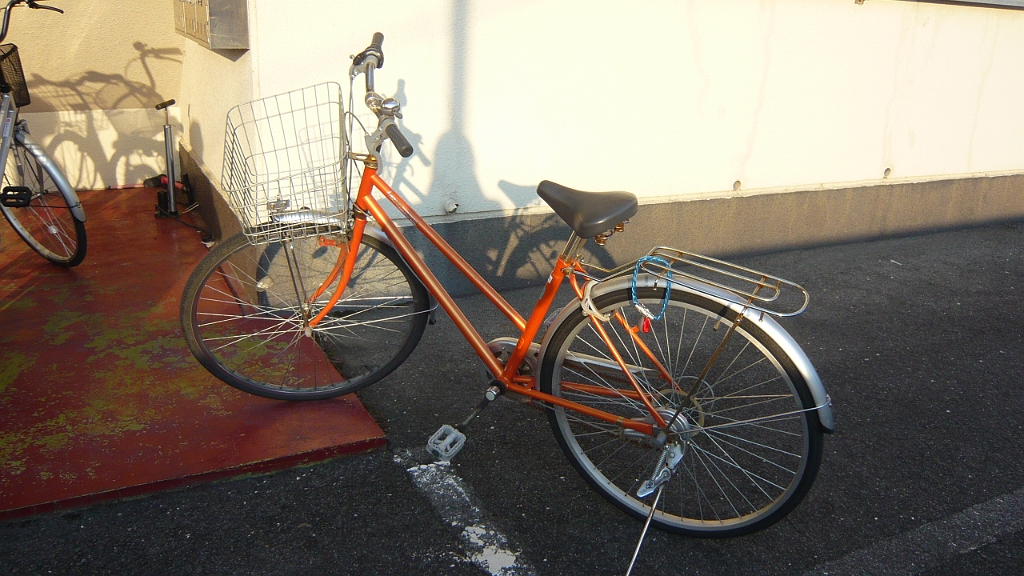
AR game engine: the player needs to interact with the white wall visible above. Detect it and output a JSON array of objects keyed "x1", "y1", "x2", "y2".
[
  {"x1": 177, "y1": 40, "x2": 254, "y2": 187},
  {"x1": 186, "y1": 0, "x2": 1024, "y2": 219},
  {"x1": 8, "y1": 0, "x2": 184, "y2": 189}
]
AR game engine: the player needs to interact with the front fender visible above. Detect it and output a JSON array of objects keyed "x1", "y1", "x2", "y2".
[
  {"x1": 360, "y1": 224, "x2": 392, "y2": 250},
  {"x1": 538, "y1": 273, "x2": 835, "y2": 432},
  {"x1": 361, "y1": 224, "x2": 435, "y2": 320}
]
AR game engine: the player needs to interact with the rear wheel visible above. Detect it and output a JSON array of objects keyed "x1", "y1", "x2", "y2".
[
  {"x1": 1, "y1": 139, "x2": 86, "y2": 267},
  {"x1": 540, "y1": 286, "x2": 823, "y2": 536},
  {"x1": 181, "y1": 231, "x2": 429, "y2": 399}
]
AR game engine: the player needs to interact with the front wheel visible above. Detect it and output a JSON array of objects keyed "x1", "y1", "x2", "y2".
[
  {"x1": 1, "y1": 139, "x2": 86, "y2": 267},
  {"x1": 180, "y1": 231, "x2": 430, "y2": 400},
  {"x1": 540, "y1": 286, "x2": 824, "y2": 537}
]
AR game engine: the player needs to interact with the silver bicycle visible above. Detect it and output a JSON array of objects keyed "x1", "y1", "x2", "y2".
[{"x1": 0, "y1": 0, "x2": 85, "y2": 267}]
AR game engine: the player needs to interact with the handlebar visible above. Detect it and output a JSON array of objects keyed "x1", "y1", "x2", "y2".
[
  {"x1": 352, "y1": 32, "x2": 384, "y2": 93},
  {"x1": 350, "y1": 33, "x2": 414, "y2": 159},
  {"x1": 353, "y1": 32, "x2": 384, "y2": 70},
  {"x1": 0, "y1": 0, "x2": 63, "y2": 44},
  {"x1": 386, "y1": 123, "x2": 413, "y2": 158}
]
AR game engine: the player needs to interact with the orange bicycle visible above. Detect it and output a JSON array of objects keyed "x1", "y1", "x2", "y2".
[{"x1": 180, "y1": 33, "x2": 834, "y2": 541}]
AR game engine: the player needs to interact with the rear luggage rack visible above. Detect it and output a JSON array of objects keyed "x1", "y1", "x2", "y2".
[{"x1": 642, "y1": 246, "x2": 810, "y2": 317}]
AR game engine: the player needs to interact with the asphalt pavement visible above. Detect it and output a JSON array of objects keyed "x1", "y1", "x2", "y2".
[{"x1": 2, "y1": 222, "x2": 1024, "y2": 576}]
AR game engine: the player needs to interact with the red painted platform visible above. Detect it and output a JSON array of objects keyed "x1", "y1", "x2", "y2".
[{"x1": 0, "y1": 189, "x2": 386, "y2": 519}]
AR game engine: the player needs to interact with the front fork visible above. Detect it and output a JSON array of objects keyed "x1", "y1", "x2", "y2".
[{"x1": 300, "y1": 214, "x2": 366, "y2": 331}]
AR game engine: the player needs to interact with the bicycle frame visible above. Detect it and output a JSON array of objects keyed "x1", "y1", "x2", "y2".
[
  {"x1": 315, "y1": 155, "x2": 660, "y2": 436},
  {"x1": 0, "y1": 92, "x2": 16, "y2": 180}
]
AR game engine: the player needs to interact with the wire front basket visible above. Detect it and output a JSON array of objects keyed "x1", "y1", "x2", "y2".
[
  {"x1": 0, "y1": 44, "x2": 30, "y2": 108},
  {"x1": 222, "y1": 83, "x2": 349, "y2": 245},
  {"x1": 642, "y1": 246, "x2": 810, "y2": 317}
]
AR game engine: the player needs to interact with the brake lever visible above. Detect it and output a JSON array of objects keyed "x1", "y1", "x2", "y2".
[{"x1": 25, "y1": 1, "x2": 63, "y2": 14}]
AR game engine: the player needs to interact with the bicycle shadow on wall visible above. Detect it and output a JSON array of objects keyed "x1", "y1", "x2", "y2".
[
  {"x1": 387, "y1": 80, "x2": 432, "y2": 204},
  {"x1": 21, "y1": 41, "x2": 182, "y2": 190},
  {"x1": 490, "y1": 181, "x2": 618, "y2": 281},
  {"x1": 390, "y1": 0, "x2": 616, "y2": 296}
]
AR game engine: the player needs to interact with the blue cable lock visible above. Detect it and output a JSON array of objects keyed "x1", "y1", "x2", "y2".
[{"x1": 631, "y1": 256, "x2": 672, "y2": 320}]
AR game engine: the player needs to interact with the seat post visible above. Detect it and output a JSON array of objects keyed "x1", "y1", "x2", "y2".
[{"x1": 560, "y1": 232, "x2": 587, "y2": 264}]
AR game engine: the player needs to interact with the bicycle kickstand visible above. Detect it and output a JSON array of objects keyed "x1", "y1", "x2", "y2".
[
  {"x1": 426, "y1": 382, "x2": 504, "y2": 461},
  {"x1": 626, "y1": 484, "x2": 665, "y2": 576},
  {"x1": 625, "y1": 442, "x2": 684, "y2": 576}
]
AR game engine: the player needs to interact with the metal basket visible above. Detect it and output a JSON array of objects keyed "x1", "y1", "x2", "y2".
[
  {"x1": 222, "y1": 82, "x2": 349, "y2": 245},
  {"x1": 0, "y1": 44, "x2": 30, "y2": 108}
]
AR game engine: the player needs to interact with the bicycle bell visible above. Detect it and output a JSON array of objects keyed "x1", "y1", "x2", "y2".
[{"x1": 381, "y1": 97, "x2": 402, "y2": 118}]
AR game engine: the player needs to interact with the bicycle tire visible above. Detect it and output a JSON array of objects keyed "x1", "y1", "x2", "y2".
[
  {"x1": 1, "y1": 139, "x2": 86, "y2": 267},
  {"x1": 181, "y1": 231, "x2": 430, "y2": 400},
  {"x1": 539, "y1": 286, "x2": 824, "y2": 537}
]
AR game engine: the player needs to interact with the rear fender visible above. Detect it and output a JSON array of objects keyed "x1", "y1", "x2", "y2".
[
  {"x1": 537, "y1": 273, "x2": 834, "y2": 432},
  {"x1": 14, "y1": 129, "x2": 86, "y2": 222}
]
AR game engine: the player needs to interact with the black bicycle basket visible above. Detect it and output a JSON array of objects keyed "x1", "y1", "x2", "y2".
[{"x1": 0, "y1": 44, "x2": 30, "y2": 108}]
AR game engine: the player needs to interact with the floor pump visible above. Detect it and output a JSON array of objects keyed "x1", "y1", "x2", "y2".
[{"x1": 154, "y1": 99, "x2": 178, "y2": 217}]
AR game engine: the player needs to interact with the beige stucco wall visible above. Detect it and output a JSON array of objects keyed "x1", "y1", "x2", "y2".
[
  {"x1": 7, "y1": 0, "x2": 184, "y2": 188},
  {"x1": 176, "y1": 40, "x2": 253, "y2": 197},
  {"x1": 2, "y1": 0, "x2": 1022, "y2": 206},
  {"x1": 176, "y1": 0, "x2": 1024, "y2": 221}
]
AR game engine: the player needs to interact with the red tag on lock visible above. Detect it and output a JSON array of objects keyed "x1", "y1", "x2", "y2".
[{"x1": 641, "y1": 317, "x2": 652, "y2": 333}]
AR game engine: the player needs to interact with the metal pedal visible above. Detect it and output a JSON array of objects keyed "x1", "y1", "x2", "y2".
[
  {"x1": 1, "y1": 186, "x2": 32, "y2": 208},
  {"x1": 427, "y1": 424, "x2": 466, "y2": 461}
]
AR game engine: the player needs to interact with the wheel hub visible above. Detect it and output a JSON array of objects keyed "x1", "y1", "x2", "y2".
[
  {"x1": 660, "y1": 376, "x2": 715, "y2": 428},
  {"x1": 624, "y1": 407, "x2": 695, "y2": 445},
  {"x1": 655, "y1": 407, "x2": 694, "y2": 440}
]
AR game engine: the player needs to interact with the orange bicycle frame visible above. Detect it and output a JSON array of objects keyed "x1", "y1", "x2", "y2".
[{"x1": 312, "y1": 158, "x2": 661, "y2": 436}]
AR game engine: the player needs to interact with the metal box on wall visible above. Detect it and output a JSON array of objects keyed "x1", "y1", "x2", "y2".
[{"x1": 174, "y1": 0, "x2": 249, "y2": 50}]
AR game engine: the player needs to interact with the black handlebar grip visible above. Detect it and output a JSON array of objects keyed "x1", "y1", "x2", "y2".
[
  {"x1": 354, "y1": 32, "x2": 385, "y2": 69},
  {"x1": 386, "y1": 124, "x2": 414, "y2": 158},
  {"x1": 155, "y1": 99, "x2": 175, "y2": 110}
]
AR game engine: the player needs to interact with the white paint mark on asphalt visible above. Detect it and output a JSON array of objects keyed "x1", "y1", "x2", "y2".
[
  {"x1": 395, "y1": 451, "x2": 536, "y2": 576},
  {"x1": 462, "y1": 525, "x2": 523, "y2": 575},
  {"x1": 806, "y1": 486, "x2": 1024, "y2": 575}
]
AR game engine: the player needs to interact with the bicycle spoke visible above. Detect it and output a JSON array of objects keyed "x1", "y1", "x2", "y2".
[
  {"x1": 543, "y1": 288, "x2": 821, "y2": 535},
  {"x1": 704, "y1": 429, "x2": 800, "y2": 472},
  {"x1": 183, "y1": 233, "x2": 428, "y2": 399}
]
